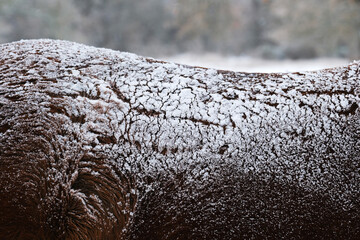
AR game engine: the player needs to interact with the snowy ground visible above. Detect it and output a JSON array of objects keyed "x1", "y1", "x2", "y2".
[{"x1": 160, "y1": 53, "x2": 351, "y2": 73}]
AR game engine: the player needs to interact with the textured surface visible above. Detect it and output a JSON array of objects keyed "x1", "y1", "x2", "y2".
[{"x1": 0, "y1": 39, "x2": 359, "y2": 239}]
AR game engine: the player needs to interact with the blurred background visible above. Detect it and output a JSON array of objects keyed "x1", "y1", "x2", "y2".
[{"x1": 0, "y1": 0, "x2": 359, "y2": 72}]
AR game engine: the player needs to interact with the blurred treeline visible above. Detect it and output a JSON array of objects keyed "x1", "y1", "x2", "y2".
[{"x1": 0, "y1": 0, "x2": 360, "y2": 59}]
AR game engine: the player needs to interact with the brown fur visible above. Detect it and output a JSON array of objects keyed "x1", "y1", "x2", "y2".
[{"x1": 0, "y1": 40, "x2": 359, "y2": 239}]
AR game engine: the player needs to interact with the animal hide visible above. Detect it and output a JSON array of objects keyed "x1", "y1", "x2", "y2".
[{"x1": 0, "y1": 39, "x2": 359, "y2": 239}]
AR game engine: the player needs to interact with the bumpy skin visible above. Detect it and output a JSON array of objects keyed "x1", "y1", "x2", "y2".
[{"x1": 0, "y1": 40, "x2": 359, "y2": 239}]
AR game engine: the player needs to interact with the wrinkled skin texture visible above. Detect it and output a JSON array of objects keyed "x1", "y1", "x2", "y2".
[{"x1": 0, "y1": 40, "x2": 359, "y2": 239}]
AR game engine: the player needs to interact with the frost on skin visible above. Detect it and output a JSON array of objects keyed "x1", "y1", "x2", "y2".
[{"x1": 0, "y1": 39, "x2": 359, "y2": 239}]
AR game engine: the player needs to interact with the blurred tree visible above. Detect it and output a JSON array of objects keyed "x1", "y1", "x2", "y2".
[
  {"x1": 270, "y1": 0, "x2": 360, "y2": 59},
  {"x1": 343, "y1": 0, "x2": 360, "y2": 59},
  {"x1": 172, "y1": 0, "x2": 234, "y2": 53},
  {"x1": 73, "y1": 0, "x2": 173, "y2": 55},
  {"x1": 247, "y1": 0, "x2": 270, "y2": 48},
  {"x1": 0, "y1": 0, "x2": 84, "y2": 43}
]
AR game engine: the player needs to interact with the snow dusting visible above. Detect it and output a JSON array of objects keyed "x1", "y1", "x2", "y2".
[{"x1": 0, "y1": 39, "x2": 359, "y2": 239}]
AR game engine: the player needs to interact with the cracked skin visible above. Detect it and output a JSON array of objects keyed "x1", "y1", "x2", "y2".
[{"x1": 0, "y1": 39, "x2": 359, "y2": 239}]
